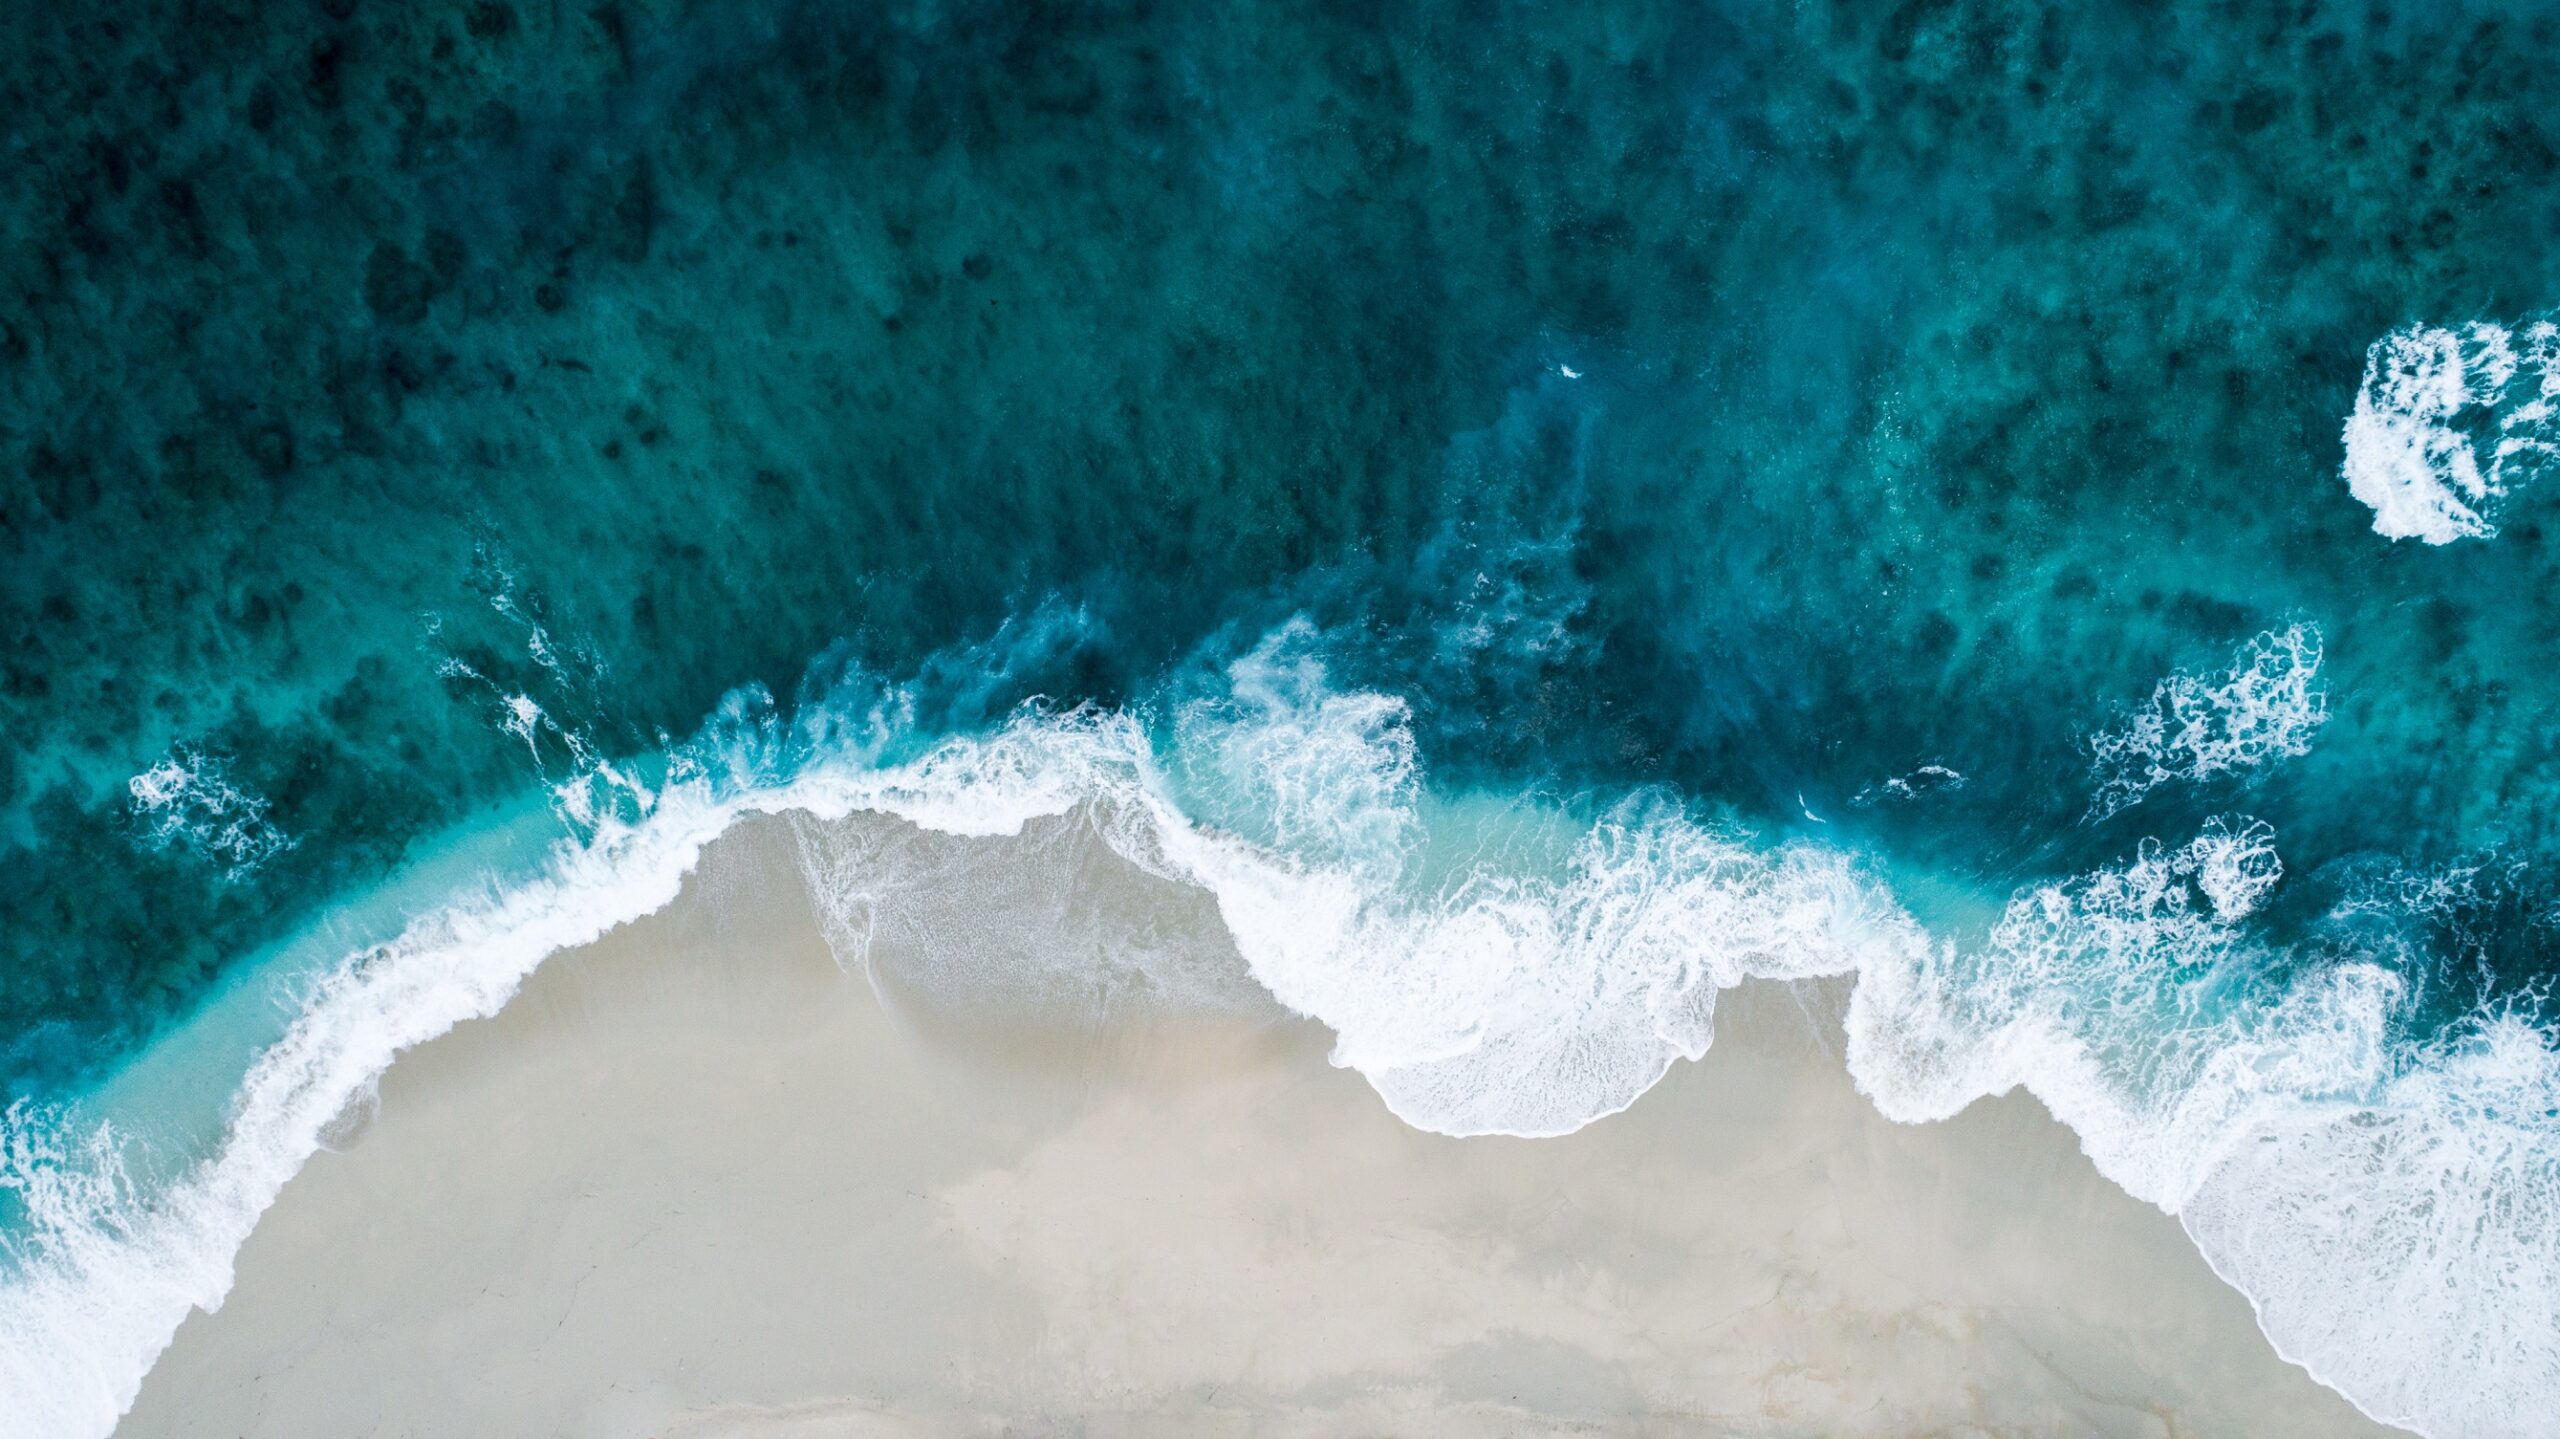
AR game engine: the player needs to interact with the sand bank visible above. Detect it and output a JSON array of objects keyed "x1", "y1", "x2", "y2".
[{"x1": 117, "y1": 813, "x2": 2402, "y2": 1438}]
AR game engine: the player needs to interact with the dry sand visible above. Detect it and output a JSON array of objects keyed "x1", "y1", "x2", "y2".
[{"x1": 116, "y1": 813, "x2": 2404, "y2": 1438}]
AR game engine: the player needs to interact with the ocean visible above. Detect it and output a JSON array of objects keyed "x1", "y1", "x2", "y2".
[{"x1": 3, "y1": 2, "x2": 2557, "y2": 1434}]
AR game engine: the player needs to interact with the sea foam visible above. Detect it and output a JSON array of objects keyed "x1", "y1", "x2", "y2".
[
  {"x1": 1844, "y1": 822, "x2": 2559, "y2": 1439},
  {"x1": 2342, "y1": 321, "x2": 2560, "y2": 544},
  {"x1": 2184, "y1": 1012, "x2": 2560, "y2": 1439},
  {"x1": 5, "y1": 630, "x2": 2554, "y2": 1439},
  {"x1": 125, "y1": 749, "x2": 292, "y2": 880},
  {"x1": 2085, "y1": 625, "x2": 2326, "y2": 821}
]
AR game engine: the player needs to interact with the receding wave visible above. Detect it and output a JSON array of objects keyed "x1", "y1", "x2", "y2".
[{"x1": 3, "y1": 625, "x2": 2552, "y2": 1438}]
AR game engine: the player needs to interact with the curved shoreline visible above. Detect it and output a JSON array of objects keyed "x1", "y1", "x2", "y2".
[
  {"x1": 7, "y1": 660, "x2": 2547, "y2": 1437},
  {"x1": 117, "y1": 811, "x2": 2405, "y2": 1439}
]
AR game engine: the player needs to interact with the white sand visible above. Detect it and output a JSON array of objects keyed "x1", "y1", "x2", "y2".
[{"x1": 116, "y1": 813, "x2": 2405, "y2": 1438}]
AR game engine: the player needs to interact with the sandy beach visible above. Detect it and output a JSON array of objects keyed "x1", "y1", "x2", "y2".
[{"x1": 114, "y1": 811, "x2": 2404, "y2": 1439}]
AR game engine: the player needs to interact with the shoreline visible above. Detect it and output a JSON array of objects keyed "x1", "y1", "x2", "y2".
[{"x1": 113, "y1": 809, "x2": 2404, "y2": 1438}]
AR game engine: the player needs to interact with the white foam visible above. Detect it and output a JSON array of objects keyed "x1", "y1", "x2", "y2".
[
  {"x1": 2184, "y1": 1013, "x2": 2560, "y2": 1439},
  {"x1": 1056, "y1": 627, "x2": 1916, "y2": 1136},
  {"x1": 789, "y1": 626, "x2": 1913, "y2": 1137},
  {"x1": 125, "y1": 749, "x2": 292, "y2": 879},
  {"x1": 2188, "y1": 816, "x2": 2285, "y2": 921},
  {"x1": 1844, "y1": 819, "x2": 2379, "y2": 1201},
  {"x1": 1853, "y1": 762, "x2": 1966, "y2": 806},
  {"x1": 1843, "y1": 821, "x2": 2560, "y2": 1438},
  {"x1": 2085, "y1": 625, "x2": 2327, "y2": 820},
  {"x1": 2342, "y1": 321, "x2": 2560, "y2": 544}
]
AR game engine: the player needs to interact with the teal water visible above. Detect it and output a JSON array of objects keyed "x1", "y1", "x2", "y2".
[{"x1": 5, "y1": 2, "x2": 2560, "y2": 1434}]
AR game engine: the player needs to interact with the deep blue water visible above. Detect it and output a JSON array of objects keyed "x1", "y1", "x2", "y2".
[{"x1": 5, "y1": 2, "x2": 2560, "y2": 1434}]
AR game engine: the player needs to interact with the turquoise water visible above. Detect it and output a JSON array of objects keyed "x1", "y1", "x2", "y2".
[{"x1": 5, "y1": 2, "x2": 2560, "y2": 1434}]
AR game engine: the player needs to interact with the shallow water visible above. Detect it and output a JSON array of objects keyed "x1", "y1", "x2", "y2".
[{"x1": 5, "y1": 2, "x2": 2560, "y2": 1436}]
